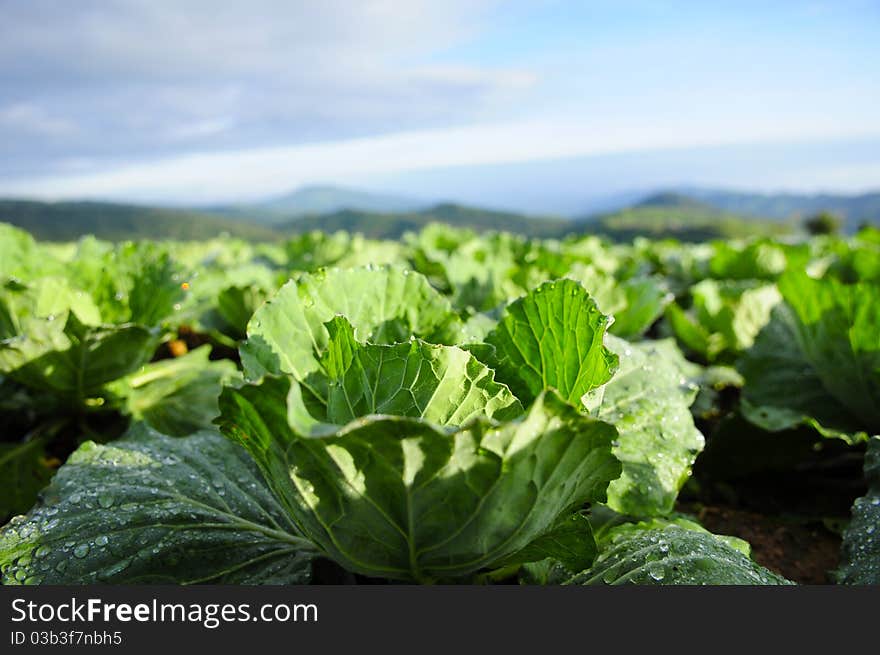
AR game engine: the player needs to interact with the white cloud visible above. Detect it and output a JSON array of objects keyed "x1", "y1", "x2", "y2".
[
  {"x1": 0, "y1": 103, "x2": 78, "y2": 137},
  {"x1": 0, "y1": 1, "x2": 523, "y2": 166},
  {"x1": 4, "y1": 111, "x2": 877, "y2": 203},
  {"x1": 1, "y1": 1, "x2": 877, "y2": 197},
  {"x1": 164, "y1": 117, "x2": 236, "y2": 141}
]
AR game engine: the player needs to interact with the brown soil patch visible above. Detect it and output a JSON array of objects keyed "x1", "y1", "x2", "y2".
[{"x1": 678, "y1": 503, "x2": 841, "y2": 584}]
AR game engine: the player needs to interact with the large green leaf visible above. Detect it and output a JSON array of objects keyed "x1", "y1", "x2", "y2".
[
  {"x1": 740, "y1": 272, "x2": 880, "y2": 439},
  {"x1": 565, "y1": 265, "x2": 672, "y2": 340},
  {"x1": 240, "y1": 266, "x2": 462, "y2": 380},
  {"x1": 316, "y1": 316, "x2": 521, "y2": 425},
  {"x1": 588, "y1": 508, "x2": 753, "y2": 556},
  {"x1": 0, "y1": 223, "x2": 65, "y2": 280},
  {"x1": 284, "y1": 231, "x2": 406, "y2": 273},
  {"x1": 215, "y1": 284, "x2": 271, "y2": 339},
  {"x1": 498, "y1": 511, "x2": 598, "y2": 574},
  {"x1": 584, "y1": 337, "x2": 705, "y2": 515},
  {"x1": 409, "y1": 227, "x2": 529, "y2": 312},
  {"x1": 778, "y1": 272, "x2": 880, "y2": 431},
  {"x1": 0, "y1": 278, "x2": 157, "y2": 403},
  {"x1": 180, "y1": 261, "x2": 278, "y2": 341},
  {"x1": 520, "y1": 510, "x2": 753, "y2": 586},
  {"x1": 708, "y1": 239, "x2": 797, "y2": 280},
  {"x1": 567, "y1": 525, "x2": 793, "y2": 585},
  {"x1": 0, "y1": 312, "x2": 155, "y2": 403},
  {"x1": 484, "y1": 279, "x2": 618, "y2": 407},
  {"x1": 837, "y1": 436, "x2": 880, "y2": 584},
  {"x1": 739, "y1": 306, "x2": 860, "y2": 439},
  {"x1": 0, "y1": 424, "x2": 314, "y2": 584},
  {"x1": 0, "y1": 277, "x2": 102, "y2": 332},
  {"x1": 0, "y1": 223, "x2": 39, "y2": 279},
  {"x1": 666, "y1": 279, "x2": 780, "y2": 363},
  {"x1": 610, "y1": 276, "x2": 673, "y2": 339},
  {"x1": 218, "y1": 378, "x2": 621, "y2": 582},
  {"x1": 110, "y1": 346, "x2": 240, "y2": 436},
  {"x1": 65, "y1": 240, "x2": 187, "y2": 327}
]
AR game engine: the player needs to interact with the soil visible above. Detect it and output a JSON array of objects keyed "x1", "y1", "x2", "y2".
[{"x1": 677, "y1": 502, "x2": 842, "y2": 584}]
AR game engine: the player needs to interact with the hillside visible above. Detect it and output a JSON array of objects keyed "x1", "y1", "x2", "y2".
[
  {"x1": 0, "y1": 200, "x2": 278, "y2": 242},
  {"x1": 0, "y1": 193, "x2": 799, "y2": 243},
  {"x1": 0, "y1": 198, "x2": 573, "y2": 242},
  {"x1": 581, "y1": 193, "x2": 793, "y2": 241},
  {"x1": 208, "y1": 185, "x2": 427, "y2": 223},
  {"x1": 283, "y1": 203, "x2": 575, "y2": 239},
  {"x1": 683, "y1": 189, "x2": 880, "y2": 231}
]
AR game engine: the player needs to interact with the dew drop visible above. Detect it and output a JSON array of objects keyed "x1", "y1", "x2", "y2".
[{"x1": 647, "y1": 562, "x2": 666, "y2": 582}]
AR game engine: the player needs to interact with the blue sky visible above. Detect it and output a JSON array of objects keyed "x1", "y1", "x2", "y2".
[{"x1": 0, "y1": 0, "x2": 878, "y2": 209}]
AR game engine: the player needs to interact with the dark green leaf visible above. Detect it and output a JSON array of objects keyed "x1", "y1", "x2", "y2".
[
  {"x1": 111, "y1": 346, "x2": 240, "y2": 436},
  {"x1": 219, "y1": 379, "x2": 621, "y2": 582},
  {"x1": 567, "y1": 526, "x2": 793, "y2": 585},
  {"x1": 838, "y1": 436, "x2": 880, "y2": 584},
  {"x1": 499, "y1": 512, "x2": 597, "y2": 573},
  {"x1": 0, "y1": 424, "x2": 314, "y2": 584}
]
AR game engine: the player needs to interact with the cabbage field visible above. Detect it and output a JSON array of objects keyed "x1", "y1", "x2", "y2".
[{"x1": 0, "y1": 221, "x2": 877, "y2": 585}]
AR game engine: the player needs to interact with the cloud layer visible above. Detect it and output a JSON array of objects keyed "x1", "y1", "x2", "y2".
[
  {"x1": 1, "y1": 1, "x2": 878, "y2": 202},
  {"x1": 0, "y1": 0, "x2": 531, "y2": 178}
]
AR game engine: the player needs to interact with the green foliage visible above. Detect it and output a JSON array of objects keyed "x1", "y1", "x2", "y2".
[
  {"x1": 566, "y1": 525, "x2": 792, "y2": 585},
  {"x1": 1, "y1": 219, "x2": 877, "y2": 586},
  {"x1": 564, "y1": 265, "x2": 672, "y2": 339},
  {"x1": 740, "y1": 271, "x2": 880, "y2": 440},
  {"x1": 665, "y1": 279, "x2": 781, "y2": 363},
  {"x1": 240, "y1": 265, "x2": 463, "y2": 380},
  {"x1": 220, "y1": 380, "x2": 619, "y2": 582},
  {"x1": 0, "y1": 425, "x2": 314, "y2": 584},
  {"x1": 483, "y1": 279, "x2": 618, "y2": 406},
  {"x1": 804, "y1": 211, "x2": 843, "y2": 236},
  {"x1": 838, "y1": 437, "x2": 880, "y2": 584},
  {"x1": 109, "y1": 347, "x2": 240, "y2": 436},
  {"x1": 585, "y1": 337, "x2": 705, "y2": 516}
]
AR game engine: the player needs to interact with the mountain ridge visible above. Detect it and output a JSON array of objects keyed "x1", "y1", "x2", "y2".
[{"x1": 1, "y1": 186, "x2": 878, "y2": 243}]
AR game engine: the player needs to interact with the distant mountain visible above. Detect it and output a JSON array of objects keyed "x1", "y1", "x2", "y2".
[
  {"x1": 263, "y1": 184, "x2": 425, "y2": 215},
  {"x1": 282, "y1": 203, "x2": 574, "y2": 239},
  {"x1": 0, "y1": 198, "x2": 572, "y2": 242},
  {"x1": 680, "y1": 189, "x2": 880, "y2": 232},
  {"x1": 0, "y1": 199, "x2": 279, "y2": 242},
  {"x1": 285, "y1": 195, "x2": 787, "y2": 242},
  {"x1": 3, "y1": 189, "x2": 841, "y2": 243},
  {"x1": 580, "y1": 193, "x2": 792, "y2": 241},
  {"x1": 204, "y1": 184, "x2": 428, "y2": 225},
  {"x1": 634, "y1": 192, "x2": 718, "y2": 210}
]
